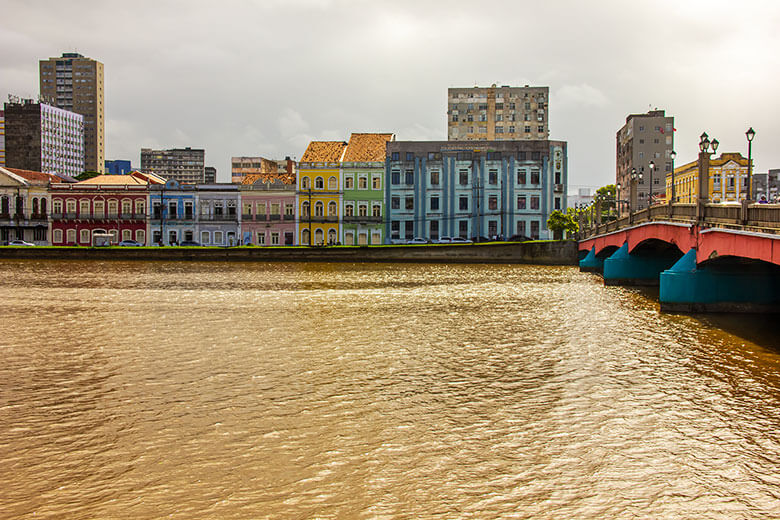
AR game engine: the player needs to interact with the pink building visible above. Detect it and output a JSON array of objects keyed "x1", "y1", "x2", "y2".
[{"x1": 239, "y1": 173, "x2": 296, "y2": 246}]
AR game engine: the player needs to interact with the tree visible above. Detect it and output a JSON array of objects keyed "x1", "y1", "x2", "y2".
[
  {"x1": 595, "y1": 184, "x2": 617, "y2": 219},
  {"x1": 547, "y1": 210, "x2": 579, "y2": 240},
  {"x1": 75, "y1": 171, "x2": 102, "y2": 181}
]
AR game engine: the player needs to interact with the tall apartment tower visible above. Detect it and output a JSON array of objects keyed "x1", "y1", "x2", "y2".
[
  {"x1": 448, "y1": 84, "x2": 549, "y2": 141},
  {"x1": 141, "y1": 147, "x2": 205, "y2": 184},
  {"x1": 4, "y1": 98, "x2": 84, "y2": 178},
  {"x1": 0, "y1": 110, "x2": 5, "y2": 167},
  {"x1": 616, "y1": 109, "x2": 674, "y2": 211},
  {"x1": 39, "y1": 52, "x2": 104, "y2": 173}
]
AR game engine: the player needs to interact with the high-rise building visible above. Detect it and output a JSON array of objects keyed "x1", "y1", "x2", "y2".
[
  {"x1": 140, "y1": 147, "x2": 205, "y2": 184},
  {"x1": 0, "y1": 110, "x2": 5, "y2": 167},
  {"x1": 448, "y1": 84, "x2": 549, "y2": 141},
  {"x1": 616, "y1": 109, "x2": 674, "y2": 211},
  {"x1": 204, "y1": 166, "x2": 217, "y2": 184},
  {"x1": 4, "y1": 98, "x2": 84, "y2": 178},
  {"x1": 39, "y1": 52, "x2": 104, "y2": 173}
]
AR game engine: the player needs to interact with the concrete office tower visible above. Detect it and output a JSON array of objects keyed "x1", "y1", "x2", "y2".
[
  {"x1": 204, "y1": 166, "x2": 216, "y2": 184},
  {"x1": 4, "y1": 98, "x2": 84, "y2": 178},
  {"x1": 231, "y1": 156, "x2": 295, "y2": 183},
  {"x1": 616, "y1": 109, "x2": 674, "y2": 211},
  {"x1": 39, "y1": 52, "x2": 104, "y2": 173},
  {"x1": 141, "y1": 147, "x2": 205, "y2": 184},
  {"x1": 448, "y1": 85, "x2": 549, "y2": 141}
]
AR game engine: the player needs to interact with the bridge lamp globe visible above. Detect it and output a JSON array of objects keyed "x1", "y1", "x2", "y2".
[
  {"x1": 670, "y1": 150, "x2": 676, "y2": 161},
  {"x1": 699, "y1": 135, "x2": 710, "y2": 153},
  {"x1": 711, "y1": 139, "x2": 719, "y2": 154},
  {"x1": 746, "y1": 127, "x2": 756, "y2": 142}
]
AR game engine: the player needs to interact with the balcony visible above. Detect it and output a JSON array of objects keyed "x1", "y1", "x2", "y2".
[
  {"x1": 342, "y1": 216, "x2": 382, "y2": 223},
  {"x1": 554, "y1": 184, "x2": 564, "y2": 193},
  {"x1": 200, "y1": 214, "x2": 238, "y2": 222},
  {"x1": 269, "y1": 214, "x2": 281, "y2": 221},
  {"x1": 283, "y1": 214, "x2": 295, "y2": 221}
]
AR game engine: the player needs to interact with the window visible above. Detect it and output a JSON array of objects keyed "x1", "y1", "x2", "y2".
[
  {"x1": 80, "y1": 199, "x2": 90, "y2": 217},
  {"x1": 459, "y1": 196, "x2": 468, "y2": 211},
  {"x1": 270, "y1": 203, "x2": 280, "y2": 215},
  {"x1": 271, "y1": 232, "x2": 280, "y2": 245},
  {"x1": 345, "y1": 176, "x2": 354, "y2": 189},
  {"x1": 391, "y1": 221, "x2": 400, "y2": 239},
  {"x1": 430, "y1": 197, "x2": 439, "y2": 211},
  {"x1": 301, "y1": 177, "x2": 311, "y2": 190},
  {"x1": 328, "y1": 201, "x2": 337, "y2": 216},
  {"x1": 517, "y1": 170, "x2": 527, "y2": 184},
  {"x1": 136, "y1": 200, "x2": 145, "y2": 216},
  {"x1": 328, "y1": 177, "x2": 337, "y2": 190},
  {"x1": 358, "y1": 176, "x2": 368, "y2": 189},
  {"x1": 405, "y1": 169, "x2": 414, "y2": 185},
  {"x1": 123, "y1": 200, "x2": 132, "y2": 216},
  {"x1": 214, "y1": 231, "x2": 223, "y2": 245},
  {"x1": 531, "y1": 151, "x2": 540, "y2": 161},
  {"x1": 122, "y1": 229, "x2": 132, "y2": 241},
  {"x1": 358, "y1": 204, "x2": 368, "y2": 217},
  {"x1": 530, "y1": 221, "x2": 540, "y2": 240},
  {"x1": 256, "y1": 202, "x2": 266, "y2": 217},
  {"x1": 554, "y1": 197, "x2": 561, "y2": 210},
  {"x1": 345, "y1": 231, "x2": 355, "y2": 245},
  {"x1": 257, "y1": 232, "x2": 266, "y2": 245},
  {"x1": 525, "y1": 126, "x2": 531, "y2": 133},
  {"x1": 372, "y1": 176, "x2": 381, "y2": 190},
  {"x1": 530, "y1": 196, "x2": 540, "y2": 210},
  {"x1": 531, "y1": 171, "x2": 540, "y2": 185},
  {"x1": 214, "y1": 201, "x2": 224, "y2": 217},
  {"x1": 459, "y1": 220, "x2": 468, "y2": 238},
  {"x1": 243, "y1": 203, "x2": 252, "y2": 217},
  {"x1": 430, "y1": 220, "x2": 439, "y2": 240},
  {"x1": 93, "y1": 200, "x2": 104, "y2": 218},
  {"x1": 405, "y1": 221, "x2": 414, "y2": 238},
  {"x1": 516, "y1": 220, "x2": 526, "y2": 236},
  {"x1": 459, "y1": 169, "x2": 469, "y2": 185},
  {"x1": 391, "y1": 151, "x2": 400, "y2": 161},
  {"x1": 80, "y1": 229, "x2": 90, "y2": 244},
  {"x1": 406, "y1": 152, "x2": 413, "y2": 161},
  {"x1": 136, "y1": 230, "x2": 145, "y2": 244},
  {"x1": 67, "y1": 229, "x2": 76, "y2": 244},
  {"x1": 285, "y1": 203, "x2": 294, "y2": 216},
  {"x1": 53, "y1": 229, "x2": 63, "y2": 244},
  {"x1": 405, "y1": 196, "x2": 414, "y2": 210},
  {"x1": 345, "y1": 204, "x2": 354, "y2": 217},
  {"x1": 107, "y1": 200, "x2": 118, "y2": 217},
  {"x1": 315, "y1": 177, "x2": 324, "y2": 189},
  {"x1": 488, "y1": 169, "x2": 498, "y2": 185},
  {"x1": 430, "y1": 171, "x2": 440, "y2": 186},
  {"x1": 488, "y1": 220, "x2": 497, "y2": 237},
  {"x1": 538, "y1": 126, "x2": 544, "y2": 133},
  {"x1": 53, "y1": 199, "x2": 63, "y2": 215},
  {"x1": 372, "y1": 204, "x2": 381, "y2": 217},
  {"x1": 517, "y1": 195, "x2": 527, "y2": 210},
  {"x1": 391, "y1": 170, "x2": 401, "y2": 185},
  {"x1": 488, "y1": 196, "x2": 498, "y2": 210},
  {"x1": 391, "y1": 196, "x2": 400, "y2": 210},
  {"x1": 168, "y1": 201, "x2": 177, "y2": 219}
]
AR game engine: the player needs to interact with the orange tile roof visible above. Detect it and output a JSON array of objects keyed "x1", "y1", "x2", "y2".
[
  {"x1": 301, "y1": 141, "x2": 348, "y2": 162},
  {"x1": 78, "y1": 174, "x2": 149, "y2": 185},
  {"x1": 342, "y1": 133, "x2": 395, "y2": 162},
  {"x1": 4, "y1": 168, "x2": 65, "y2": 185},
  {"x1": 241, "y1": 172, "x2": 296, "y2": 185}
]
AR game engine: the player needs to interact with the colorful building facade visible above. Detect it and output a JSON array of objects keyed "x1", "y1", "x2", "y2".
[
  {"x1": 0, "y1": 166, "x2": 68, "y2": 245},
  {"x1": 666, "y1": 152, "x2": 749, "y2": 204},
  {"x1": 196, "y1": 184, "x2": 240, "y2": 246},
  {"x1": 297, "y1": 141, "x2": 347, "y2": 246},
  {"x1": 385, "y1": 140, "x2": 567, "y2": 242},
  {"x1": 341, "y1": 133, "x2": 394, "y2": 245},
  {"x1": 149, "y1": 180, "x2": 197, "y2": 245},
  {"x1": 239, "y1": 173, "x2": 296, "y2": 246}
]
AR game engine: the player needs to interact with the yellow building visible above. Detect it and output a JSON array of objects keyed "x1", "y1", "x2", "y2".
[
  {"x1": 297, "y1": 141, "x2": 347, "y2": 245},
  {"x1": 666, "y1": 152, "x2": 749, "y2": 204}
]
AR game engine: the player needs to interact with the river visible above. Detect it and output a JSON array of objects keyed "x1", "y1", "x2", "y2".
[{"x1": 1, "y1": 260, "x2": 778, "y2": 519}]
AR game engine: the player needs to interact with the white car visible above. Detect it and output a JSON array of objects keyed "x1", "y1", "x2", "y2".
[
  {"x1": 7, "y1": 240, "x2": 35, "y2": 246},
  {"x1": 450, "y1": 237, "x2": 473, "y2": 244},
  {"x1": 435, "y1": 236, "x2": 452, "y2": 244},
  {"x1": 406, "y1": 237, "x2": 430, "y2": 244}
]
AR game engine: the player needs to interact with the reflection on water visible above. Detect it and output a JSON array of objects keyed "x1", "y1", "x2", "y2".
[{"x1": 0, "y1": 260, "x2": 779, "y2": 519}]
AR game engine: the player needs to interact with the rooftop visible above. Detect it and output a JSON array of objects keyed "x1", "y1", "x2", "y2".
[
  {"x1": 1, "y1": 167, "x2": 68, "y2": 185},
  {"x1": 343, "y1": 133, "x2": 395, "y2": 162},
  {"x1": 301, "y1": 141, "x2": 347, "y2": 162}
]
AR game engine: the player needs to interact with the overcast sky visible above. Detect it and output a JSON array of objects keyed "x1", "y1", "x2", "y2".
[{"x1": 2, "y1": 0, "x2": 779, "y2": 188}]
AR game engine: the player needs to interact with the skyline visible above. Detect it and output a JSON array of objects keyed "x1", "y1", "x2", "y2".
[{"x1": 2, "y1": 0, "x2": 779, "y2": 187}]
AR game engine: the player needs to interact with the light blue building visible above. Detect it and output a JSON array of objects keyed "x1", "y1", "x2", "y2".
[
  {"x1": 385, "y1": 140, "x2": 567, "y2": 242},
  {"x1": 105, "y1": 160, "x2": 132, "y2": 175},
  {"x1": 149, "y1": 180, "x2": 197, "y2": 245}
]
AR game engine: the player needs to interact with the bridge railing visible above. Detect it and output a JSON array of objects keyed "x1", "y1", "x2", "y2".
[{"x1": 579, "y1": 202, "x2": 780, "y2": 240}]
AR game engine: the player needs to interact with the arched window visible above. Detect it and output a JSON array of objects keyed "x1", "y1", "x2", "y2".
[
  {"x1": 301, "y1": 229, "x2": 310, "y2": 245},
  {"x1": 358, "y1": 204, "x2": 368, "y2": 217},
  {"x1": 315, "y1": 229, "x2": 324, "y2": 245},
  {"x1": 301, "y1": 177, "x2": 311, "y2": 190},
  {"x1": 328, "y1": 229, "x2": 337, "y2": 244},
  {"x1": 53, "y1": 228, "x2": 63, "y2": 244},
  {"x1": 66, "y1": 229, "x2": 76, "y2": 244},
  {"x1": 0, "y1": 195, "x2": 8, "y2": 215},
  {"x1": 314, "y1": 201, "x2": 324, "y2": 217},
  {"x1": 79, "y1": 199, "x2": 90, "y2": 217},
  {"x1": 40, "y1": 198, "x2": 47, "y2": 216},
  {"x1": 16, "y1": 195, "x2": 23, "y2": 216},
  {"x1": 32, "y1": 198, "x2": 39, "y2": 216},
  {"x1": 93, "y1": 200, "x2": 105, "y2": 218},
  {"x1": 315, "y1": 177, "x2": 324, "y2": 190},
  {"x1": 80, "y1": 229, "x2": 90, "y2": 244},
  {"x1": 122, "y1": 199, "x2": 132, "y2": 216},
  {"x1": 301, "y1": 201, "x2": 310, "y2": 217},
  {"x1": 345, "y1": 204, "x2": 354, "y2": 217},
  {"x1": 107, "y1": 200, "x2": 118, "y2": 217},
  {"x1": 328, "y1": 176, "x2": 337, "y2": 190},
  {"x1": 328, "y1": 201, "x2": 337, "y2": 216}
]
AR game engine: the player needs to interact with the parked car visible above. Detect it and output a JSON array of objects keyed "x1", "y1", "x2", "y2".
[
  {"x1": 507, "y1": 234, "x2": 533, "y2": 242},
  {"x1": 450, "y1": 237, "x2": 473, "y2": 244},
  {"x1": 118, "y1": 239, "x2": 142, "y2": 247},
  {"x1": 434, "y1": 236, "x2": 452, "y2": 244},
  {"x1": 7, "y1": 240, "x2": 35, "y2": 246},
  {"x1": 406, "y1": 237, "x2": 430, "y2": 244},
  {"x1": 179, "y1": 240, "x2": 202, "y2": 247}
]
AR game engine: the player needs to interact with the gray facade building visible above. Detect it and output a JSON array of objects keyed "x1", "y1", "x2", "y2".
[
  {"x1": 448, "y1": 85, "x2": 549, "y2": 142},
  {"x1": 754, "y1": 170, "x2": 779, "y2": 203},
  {"x1": 39, "y1": 52, "x2": 104, "y2": 173},
  {"x1": 385, "y1": 140, "x2": 567, "y2": 242},
  {"x1": 616, "y1": 109, "x2": 674, "y2": 211},
  {"x1": 141, "y1": 147, "x2": 205, "y2": 184},
  {"x1": 204, "y1": 166, "x2": 216, "y2": 184}
]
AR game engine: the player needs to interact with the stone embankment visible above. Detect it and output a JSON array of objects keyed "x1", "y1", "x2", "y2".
[{"x1": 0, "y1": 241, "x2": 578, "y2": 265}]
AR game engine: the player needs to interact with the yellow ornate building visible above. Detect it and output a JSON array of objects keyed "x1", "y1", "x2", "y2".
[
  {"x1": 666, "y1": 152, "x2": 749, "y2": 203},
  {"x1": 296, "y1": 141, "x2": 347, "y2": 245}
]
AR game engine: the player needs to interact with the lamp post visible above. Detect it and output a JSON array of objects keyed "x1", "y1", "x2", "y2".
[
  {"x1": 746, "y1": 127, "x2": 755, "y2": 201},
  {"x1": 629, "y1": 167, "x2": 643, "y2": 223},
  {"x1": 616, "y1": 182, "x2": 621, "y2": 217},
  {"x1": 648, "y1": 161, "x2": 656, "y2": 207},
  {"x1": 697, "y1": 132, "x2": 718, "y2": 221}
]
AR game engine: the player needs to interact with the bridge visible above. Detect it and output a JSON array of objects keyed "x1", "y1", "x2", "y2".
[{"x1": 578, "y1": 203, "x2": 780, "y2": 313}]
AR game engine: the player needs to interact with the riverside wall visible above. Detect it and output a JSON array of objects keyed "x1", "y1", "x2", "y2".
[{"x1": 0, "y1": 241, "x2": 578, "y2": 265}]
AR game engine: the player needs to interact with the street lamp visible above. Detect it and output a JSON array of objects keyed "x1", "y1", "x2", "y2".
[
  {"x1": 670, "y1": 150, "x2": 677, "y2": 205},
  {"x1": 648, "y1": 160, "x2": 656, "y2": 207},
  {"x1": 746, "y1": 127, "x2": 755, "y2": 201},
  {"x1": 629, "y1": 167, "x2": 643, "y2": 221},
  {"x1": 616, "y1": 182, "x2": 622, "y2": 216}
]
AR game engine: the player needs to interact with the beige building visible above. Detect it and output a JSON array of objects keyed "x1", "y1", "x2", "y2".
[
  {"x1": 141, "y1": 147, "x2": 205, "y2": 184},
  {"x1": 231, "y1": 156, "x2": 296, "y2": 184},
  {"x1": 39, "y1": 52, "x2": 104, "y2": 173},
  {"x1": 448, "y1": 84, "x2": 549, "y2": 141}
]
